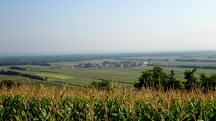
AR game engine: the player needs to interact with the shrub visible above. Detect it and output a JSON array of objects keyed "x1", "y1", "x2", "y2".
[
  {"x1": 0, "y1": 80, "x2": 19, "y2": 89},
  {"x1": 90, "y1": 80, "x2": 111, "y2": 90}
]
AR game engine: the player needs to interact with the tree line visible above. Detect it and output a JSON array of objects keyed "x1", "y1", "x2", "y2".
[
  {"x1": 9, "y1": 66, "x2": 26, "y2": 70},
  {"x1": 148, "y1": 63, "x2": 216, "y2": 70},
  {"x1": 0, "y1": 70, "x2": 47, "y2": 81},
  {"x1": 134, "y1": 67, "x2": 216, "y2": 91}
]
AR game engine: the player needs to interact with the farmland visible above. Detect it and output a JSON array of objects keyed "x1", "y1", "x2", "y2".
[
  {"x1": 2, "y1": 0, "x2": 216, "y2": 120},
  {"x1": 35, "y1": 73, "x2": 74, "y2": 80},
  {"x1": 1, "y1": 52, "x2": 216, "y2": 87},
  {"x1": 0, "y1": 51, "x2": 216, "y2": 120},
  {"x1": 0, "y1": 66, "x2": 213, "y2": 88},
  {"x1": 0, "y1": 85, "x2": 216, "y2": 120}
]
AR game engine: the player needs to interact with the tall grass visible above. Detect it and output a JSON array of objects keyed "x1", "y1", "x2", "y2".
[{"x1": 0, "y1": 84, "x2": 216, "y2": 121}]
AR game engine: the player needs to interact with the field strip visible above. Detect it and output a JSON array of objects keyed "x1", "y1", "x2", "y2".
[
  {"x1": 35, "y1": 73, "x2": 75, "y2": 80},
  {"x1": 90, "y1": 77, "x2": 134, "y2": 85},
  {"x1": 51, "y1": 80, "x2": 86, "y2": 87}
]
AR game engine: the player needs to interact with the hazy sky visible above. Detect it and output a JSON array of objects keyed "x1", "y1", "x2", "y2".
[{"x1": 0, "y1": 0, "x2": 216, "y2": 54}]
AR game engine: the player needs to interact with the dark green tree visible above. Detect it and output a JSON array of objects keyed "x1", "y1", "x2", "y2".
[
  {"x1": 209, "y1": 74, "x2": 216, "y2": 90},
  {"x1": 166, "y1": 70, "x2": 181, "y2": 90},
  {"x1": 134, "y1": 70, "x2": 153, "y2": 89},
  {"x1": 184, "y1": 68, "x2": 197, "y2": 90},
  {"x1": 0, "y1": 80, "x2": 18, "y2": 89},
  {"x1": 134, "y1": 67, "x2": 169, "y2": 90},
  {"x1": 90, "y1": 80, "x2": 111, "y2": 90},
  {"x1": 200, "y1": 73, "x2": 216, "y2": 91}
]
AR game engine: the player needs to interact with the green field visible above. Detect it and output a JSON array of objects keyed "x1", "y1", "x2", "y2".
[
  {"x1": 1, "y1": 57, "x2": 216, "y2": 120},
  {"x1": 151, "y1": 60, "x2": 216, "y2": 67},
  {"x1": 1, "y1": 60, "x2": 216, "y2": 86},
  {"x1": 35, "y1": 73, "x2": 74, "y2": 80}
]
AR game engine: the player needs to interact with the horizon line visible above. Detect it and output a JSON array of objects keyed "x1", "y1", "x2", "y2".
[{"x1": 0, "y1": 49, "x2": 215, "y2": 57}]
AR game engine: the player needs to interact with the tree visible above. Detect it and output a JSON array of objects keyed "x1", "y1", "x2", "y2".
[
  {"x1": 134, "y1": 70, "x2": 153, "y2": 89},
  {"x1": 0, "y1": 80, "x2": 18, "y2": 89},
  {"x1": 209, "y1": 74, "x2": 216, "y2": 90},
  {"x1": 152, "y1": 67, "x2": 168, "y2": 89},
  {"x1": 134, "y1": 67, "x2": 168, "y2": 90},
  {"x1": 184, "y1": 68, "x2": 197, "y2": 90},
  {"x1": 90, "y1": 80, "x2": 111, "y2": 90},
  {"x1": 165, "y1": 70, "x2": 181, "y2": 90},
  {"x1": 200, "y1": 73, "x2": 216, "y2": 91}
]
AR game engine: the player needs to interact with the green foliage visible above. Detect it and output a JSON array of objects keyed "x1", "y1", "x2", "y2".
[
  {"x1": 160, "y1": 70, "x2": 182, "y2": 91},
  {"x1": 184, "y1": 68, "x2": 198, "y2": 90},
  {"x1": 0, "y1": 80, "x2": 19, "y2": 89},
  {"x1": 0, "y1": 96, "x2": 215, "y2": 120},
  {"x1": 1, "y1": 96, "x2": 53, "y2": 120},
  {"x1": 0, "y1": 70, "x2": 47, "y2": 81},
  {"x1": 200, "y1": 73, "x2": 216, "y2": 91},
  {"x1": 90, "y1": 80, "x2": 111, "y2": 90},
  {"x1": 135, "y1": 67, "x2": 181, "y2": 91},
  {"x1": 135, "y1": 67, "x2": 166, "y2": 89},
  {"x1": 135, "y1": 67, "x2": 216, "y2": 91},
  {"x1": 9, "y1": 66, "x2": 26, "y2": 70}
]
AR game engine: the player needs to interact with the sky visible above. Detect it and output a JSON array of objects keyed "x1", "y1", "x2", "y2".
[{"x1": 0, "y1": 0, "x2": 216, "y2": 55}]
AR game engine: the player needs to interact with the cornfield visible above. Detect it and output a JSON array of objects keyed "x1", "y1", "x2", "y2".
[{"x1": 0, "y1": 84, "x2": 216, "y2": 121}]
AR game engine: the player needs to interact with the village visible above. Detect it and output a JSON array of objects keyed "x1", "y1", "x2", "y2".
[{"x1": 73, "y1": 61, "x2": 150, "y2": 68}]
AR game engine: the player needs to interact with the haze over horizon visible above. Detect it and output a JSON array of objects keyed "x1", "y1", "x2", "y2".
[{"x1": 1, "y1": 0, "x2": 216, "y2": 55}]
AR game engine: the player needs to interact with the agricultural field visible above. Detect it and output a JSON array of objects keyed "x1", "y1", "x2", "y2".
[
  {"x1": 1, "y1": 51, "x2": 216, "y2": 87},
  {"x1": 35, "y1": 73, "x2": 74, "y2": 80},
  {"x1": 0, "y1": 85, "x2": 216, "y2": 120},
  {"x1": 151, "y1": 60, "x2": 216, "y2": 67},
  {"x1": 1, "y1": 59, "x2": 216, "y2": 87},
  {"x1": 0, "y1": 52, "x2": 216, "y2": 120}
]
